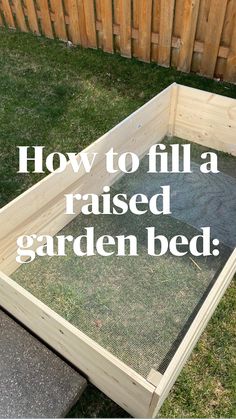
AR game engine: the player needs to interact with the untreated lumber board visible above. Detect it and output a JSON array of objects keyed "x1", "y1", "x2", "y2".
[
  {"x1": 174, "y1": 85, "x2": 236, "y2": 155},
  {"x1": 168, "y1": 82, "x2": 179, "y2": 135}
]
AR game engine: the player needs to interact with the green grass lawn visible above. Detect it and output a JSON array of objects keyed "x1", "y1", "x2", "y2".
[{"x1": 0, "y1": 27, "x2": 235, "y2": 418}]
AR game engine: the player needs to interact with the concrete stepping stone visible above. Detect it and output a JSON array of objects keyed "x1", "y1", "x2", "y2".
[{"x1": 0, "y1": 309, "x2": 87, "y2": 418}]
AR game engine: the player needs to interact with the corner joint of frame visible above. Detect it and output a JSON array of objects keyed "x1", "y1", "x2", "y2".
[{"x1": 147, "y1": 368, "x2": 163, "y2": 387}]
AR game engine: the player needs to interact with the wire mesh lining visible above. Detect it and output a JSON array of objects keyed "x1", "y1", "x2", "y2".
[
  {"x1": 113, "y1": 138, "x2": 236, "y2": 249},
  {"x1": 12, "y1": 137, "x2": 235, "y2": 377}
]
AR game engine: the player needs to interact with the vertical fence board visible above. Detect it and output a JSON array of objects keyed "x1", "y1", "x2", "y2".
[
  {"x1": 132, "y1": 0, "x2": 139, "y2": 58},
  {"x1": 213, "y1": 0, "x2": 230, "y2": 79},
  {"x1": 113, "y1": 0, "x2": 120, "y2": 51},
  {"x1": 37, "y1": 0, "x2": 53, "y2": 38},
  {"x1": 95, "y1": 0, "x2": 103, "y2": 49},
  {"x1": 191, "y1": 0, "x2": 210, "y2": 73},
  {"x1": 50, "y1": 0, "x2": 67, "y2": 41},
  {"x1": 25, "y1": 0, "x2": 40, "y2": 34},
  {"x1": 158, "y1": 0, "x2": 175, "y2": 66},
  {"x1": 151, "y1": 0, "x2": 161, "y2": 62},
  {"x1": 83, "y1": 0, "x2": 97, "y2": 48},
  {"x1": 63, "y1": 0, "x2": 80, "y2": 45},
  {"x1": 13, "y1": 0, "x2": 28, "y2": 32},
  {"x1": 225, "y1": 14, "x2": 236, "y2": 82},
  {"x1": 120, "y1": 0, "x2": 131, "y2": 57},
  {"x1": 216, "y1": 0, "x2": 236, "y2": 79},
  {"x1": 200, "y1": 0, "x2": 228, "y2": 77},
  {"x1": 138, "y1": 0, "x2": 152, "y2": 62},
  {"x1": 177, "y1": 0, "x2": 200, "y2": 72},
  {"x1": 171, "y1": 0, "x2": 184, "y2": 67},
  {"x1": 76, "y1": 0, "x2": 88, "y2": 47},
  {"x1": 2, "y1": 0, "x2": 15, "y2": 28},
  {"x1": 100, "y1": 0, "x2": 113, "y2": 53}
]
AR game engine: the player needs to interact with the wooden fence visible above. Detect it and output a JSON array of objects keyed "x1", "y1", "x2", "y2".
[{"x1": 0, "y1": 0, "x2": 235, "y2": 83}]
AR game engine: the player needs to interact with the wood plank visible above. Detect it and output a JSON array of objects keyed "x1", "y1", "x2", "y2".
[
  {"x1": 151, "y1": 0, "x2": 161, "y2": 62},
  {"x1": 177, "y1": 0, "x2": 200, "y2": 72},
  {"x1": 120, "y1": 0, "x2": 131, "y2": 57},
  {"x1": 37, "y1": 0, "x2": 53, "y2": 38},
  {"x1": 83, "y1": 0, "x2": 97, "y2": 48},
  {"x1": 150, "y1": 248, "x2": 236, "y2": 416},
  {"x1": 200, "y1": 0, "x2": 228, "y2": 78},
  {"x1": 25, "y1": 0, "x2": 40, "y2": 34},
  {"x1": 225, "y1": 7, "x2": 236, "y2": 82},
  {"x1": 12, "y1": 0, "x2": 28, "y2": 32},
  {"x1": 0, "y1": 270, "x2": 155, "y2": 418},
  {"x1": 214, "y1": 0, "x2": 235, "y2": 79},
  {"x1": 138, "y1": 0, "x2": 152, "y2": 62},
  {"x1": 95, "y1": 0, "x2": 103, "y2": 49},
  {"x1": 76, "y1": 0, "x2": 88, "y2": 47},
  {"x1": 113, "y1": 0, "x2": 120, "y2": 51},
  {"x1": 168, "y1": 82, "x2": 179, "y2": 136},
  {"x1": 219, "y1": 0, "x2": 236, "y2": 47},
  {"x1": 100, "y1": 0, "x2": 113, "y2": 53},
  {"x1": 170, "y1": 0, "x2": 185, "y2": 67},
  {"x1": 191, "y1": 0, "x2": 211, "y2": 73},
  {"x1": 147, "y1": 369, "x2": 163, "y2": 386},
  {"x1": 132, "y1": 0, "x2": 139, "y2": 57},
  {"x1": 50, "y1": 0, "x2": 67, "y2": 41},
  {"x1": 1, "y1": 0, "x2": 15, "y2": 28},
  {"x1": 158, "y1": 0, "x2": 175, "y2": 66},
  {"x1": 64, "y1": 0, "x2": 81, "y2": 45},
  {"x1": 174, "y1": 85, "x2": 236, "y2": 155}
]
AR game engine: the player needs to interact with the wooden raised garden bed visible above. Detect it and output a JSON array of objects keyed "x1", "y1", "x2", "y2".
[{"x1": 0, "y1": 83, "x2": 236, "y2": 417}]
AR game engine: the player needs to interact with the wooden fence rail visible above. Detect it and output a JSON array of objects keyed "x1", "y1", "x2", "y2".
[{"x1": 0, "y1": 0, "x2": 235, "y2": 83}]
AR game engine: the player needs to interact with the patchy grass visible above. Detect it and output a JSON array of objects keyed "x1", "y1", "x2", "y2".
[
  {"x1": 0, "y1": 28, "x2": 235, "y2": 418},
  {"x1": 160, "y1": 279, "x2": 236, "y2": 418}
]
